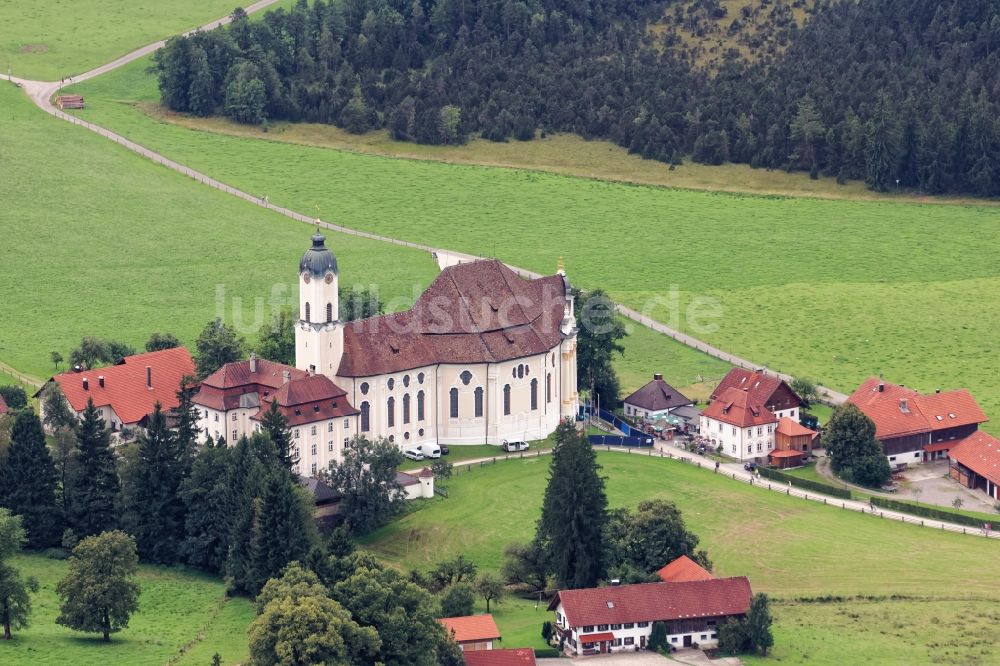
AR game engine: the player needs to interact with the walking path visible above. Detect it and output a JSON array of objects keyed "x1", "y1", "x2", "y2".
[{"x1": 5, "y1": 2, "x2": 848, "y2": 409}]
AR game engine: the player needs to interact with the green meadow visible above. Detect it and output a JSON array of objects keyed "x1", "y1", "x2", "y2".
[
  {"x1": 1, "y1": 554, "x2": 253, "y2": 665},
  {"x1": 362, "y1": 452, "x2": 1000, "y2": 664},
  {"x1": 67, "y1": 59, "x2": 1000, "y2": 421},
  {"x1": 0, "y1": 0, "x2": 249, "y2": 80}
]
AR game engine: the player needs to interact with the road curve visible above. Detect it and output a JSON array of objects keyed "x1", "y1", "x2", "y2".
[{"x1": 5, "y1": 0, "x2": 847, "y2": 406}]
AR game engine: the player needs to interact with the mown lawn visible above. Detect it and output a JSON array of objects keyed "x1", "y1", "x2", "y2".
[
  {"x1": 0, "y1": 81, "x2": 439, "y2": 379},
  {"x1": 362, "y1": 453, "x2": 1000, "y2": 663},
  {"x1": 1, "y1": 554, "x2": 253, "y2": 665},
  {"x1": 0, "y1": 0, "x2": 255, "y2": 80},
  {"x1": 67, "y1": 59, "x2": 1000, "y2": 425}
]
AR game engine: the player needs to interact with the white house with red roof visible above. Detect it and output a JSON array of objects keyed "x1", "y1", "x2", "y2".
[
  {"x1": 548, "y1": 575, "x2": 752, "y2": 655},
  {"x1": 847, "y1": 378, "x2": 988, "y2": 465},
  {"x1": 38, "y1": 347, "x2": 195, "y2": 435},
  {"x1": 438, "y1": 614, "x2": 502, "y2": 652},
  {"x1": 292, "y1": 232, "x2": 578, "y2": 449},
  {"x1": 700, "y1": 386, "x2": 779, "y2": 462},
  {"x1": 710, "y1": 368, "x2": 804, "y2": 422}
]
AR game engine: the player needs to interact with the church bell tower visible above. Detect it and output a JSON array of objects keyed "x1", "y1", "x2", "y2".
[{"x1": 295, "y1": 231, "x2": 343, "y2": 377}]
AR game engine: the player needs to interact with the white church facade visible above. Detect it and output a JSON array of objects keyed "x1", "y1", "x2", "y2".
[{"x1": 195, "y1": 231, "x2": 578, "y2": 471}]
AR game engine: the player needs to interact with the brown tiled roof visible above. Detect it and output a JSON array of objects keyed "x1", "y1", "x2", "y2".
[
  {"x1": 338, "y1": 260, "x2": 568, "y2": 377},
  {"x1": 847, "y1": 378, "x2": 988, "y2": 440},
  {"x1": 949, "y1": 431, "x2": 1000, "y2": 486},
  {"x1": 624, "y1": 375, "x2": 692, "y2": 412},
  {"x1": 712, "y1": 368, "x2": 802, "y2": 410},
  {"x1": 395, "y1": 471, "x2": 420, "y2": 487},
  {"x1": 769, "y1": 449, "x2": 804, "y2": 459},
  {"x1": 656, "y1": 555, "x2": 715, "y2": 583},
  {"x1": 46, "y1": 347, "x2": 195, "y2": 425},
  {"x1": 195, "y1": 359, "x2": 307, "y2": 411},
  {"x1": 464, "y1": 649, "x2": 536, "y2": 666},
  {"x1": 549, "y1": 578, "x2": 752, "y2": 627},
  {"x1": 775, "y1": 416, "x2": 817, "y2": 438},
  {"x1": 417, "y1": 466, "x2": 435, "y2": 478},
  {"x1": 255, "y1": 374, "x2": 358, "y2": 426},
  {"x1": 438, "y1": 614, "x2": 501, "y2": 643},
  {"x1": 702, "y1": 387, "x2": 777, "y2": 428}
]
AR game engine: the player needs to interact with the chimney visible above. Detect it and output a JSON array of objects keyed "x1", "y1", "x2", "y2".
[
  {"x1": 146, "y1": 366, "x2": 152, "y2": 389},
  {"x1": 98, "y1": 375, "x2": 105, "y2": 388},
  {"x1": 878, "y1": 382, "x2": 885, "y2": 393},
  {"x1": 935, "y1": 388, "x2": 941, "y2": 394},
  {"x1": 899, "y1": 398, "x2": 909, "y2": 414},
  {"x1": 250, "y1": 353, "x2": 257, "y2": 373},
  {"x1": 82, "y1": 377, "x2": 89, "y2": 391},
  {"x1": 653, "y1": 373, "x2": 663, "y2": 381},
  {"x1": 282, "y1": 370, "x2": 291, "y2": 384}
]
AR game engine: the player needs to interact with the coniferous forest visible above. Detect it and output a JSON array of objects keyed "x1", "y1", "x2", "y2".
[{"x1": 154, "y1": 0, "x2": 1000, "y2": 196}]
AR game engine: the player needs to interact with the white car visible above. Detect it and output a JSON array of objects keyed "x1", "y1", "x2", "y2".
[
  {"x1": 403, "y1": 447, "x2": 424, "y2": 461},
  {"x1": 501, "y1": 439, "x2": 530, "y2": 452}
]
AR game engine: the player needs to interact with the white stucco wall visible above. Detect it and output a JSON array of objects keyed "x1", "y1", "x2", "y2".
[{"x1": 700, "y1": 416, "x2": 776, "y2": 462}]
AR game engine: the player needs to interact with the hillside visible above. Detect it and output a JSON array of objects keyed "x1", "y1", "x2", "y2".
[{"x1": 153, "y1": 0, "x2": 999, "y2": 197}]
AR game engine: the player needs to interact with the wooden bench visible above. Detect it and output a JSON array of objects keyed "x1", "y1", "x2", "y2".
[{"x1": 56, "y1": 94, "x2": 84, "y2": 109}]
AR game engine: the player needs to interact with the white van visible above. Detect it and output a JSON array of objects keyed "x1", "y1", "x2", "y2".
[
  {"x1": 420, "y1": 443, "x2": 442, "y2": 458},
  {"x1": 501, "y1": 439, "x2": 530, "y2": 452}
]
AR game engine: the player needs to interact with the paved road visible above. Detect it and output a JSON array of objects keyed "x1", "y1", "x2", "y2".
[{"x1": 5, "y1": 0, "x2": 847, "y2": 408}]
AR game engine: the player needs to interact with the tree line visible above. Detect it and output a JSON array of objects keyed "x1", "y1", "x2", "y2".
[{"x1": 153, "y1": 0, "x2": 1000, "y2": 197}]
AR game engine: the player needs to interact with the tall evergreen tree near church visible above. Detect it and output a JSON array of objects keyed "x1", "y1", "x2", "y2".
[
  {"x1": 180, "y1": 440, "x2": 232, "y2": 573},
  {"x1": 260, "y1": 400, "x2": 297, "y2": 477},
  {"x1": 66, "y1": 399, "x2": 119, "y2": 539},
  {"x1": 536, "y1": 422, "x2": 607, "y2": 589},
  {"x1": 244, "y1": 469, "x2": 317, "y2": 594},
  {"x1": 0, "y1": 411, "x2": 61, "y2": 548},
  {"x1": 120, "y1": 404, "x2": 187, "y2": 563}
]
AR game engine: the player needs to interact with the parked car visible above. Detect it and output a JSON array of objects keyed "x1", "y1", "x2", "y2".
[
  {"x1": 403, "y1": 448, "x2": 424, "y2": 461},
  {"x1": 420, "y1": 443, "x2": 442, "y2": 458},
  {"x1": 743, "y1": 461, "x2": 758, "y2": 471},
  {"x1": 439, "y1": 445, "x2": 450, "y2": 455},
  {"x1": 881, "y1": 484, "x2": 898, "y2": 493},
  {"x1": 502, "y1": 439, "x2": 530, "y2": 452}
]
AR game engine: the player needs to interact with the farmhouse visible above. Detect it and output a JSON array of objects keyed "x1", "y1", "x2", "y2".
[
  {"x1": 656, "y1": 555, "x2": 714, "y2": 583},
  {"x1": 768, "y1": 417, "x2": 818, "y2": 469},
  {"x1": 438, "y1": 614, "x2": 502, "y2": 651},
  {"x1": 711, "y1": 368, "x2": 804, "y2": 421},
  {"x1": 38, "y1": 347, "x2": 195, "y2": 435},
  {"x1": 623, "y1": 373, "x2": 692, "y2": 419},
  {"x1": 549, "y1": 576, "x2": 752, "y2": 655},
  {"x1": 700, "y1": 387, "x2": 779, "y2": 462},
  {"x1": 847, "y1": 378, "x2": 988, "y2": 466},
  {"x1": 463, "y1": 648, "x2": 537, "y2": 665},
  {"x1": 948, "y1": 431, "x2": 1000, "y2": 501}
]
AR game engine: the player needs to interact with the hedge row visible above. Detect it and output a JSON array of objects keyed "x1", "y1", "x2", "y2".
[
  {"x1": 870, "y1": 496, "x2": 988, "y2": 528},
  {"x1": 757, "y1": 466, "x2": 852, "y2": 500},
  {"x1": 533, "y1": 648, "x2": 561, "y2": 658}
]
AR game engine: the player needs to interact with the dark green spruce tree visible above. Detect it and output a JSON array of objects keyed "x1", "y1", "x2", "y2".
[
  {"x1": 120, "y1": 404, "x2": 187, "y2": 563},
  {"x1": 180, "y1": 439, "x2": 232, "y2": 573},
  {"x1": 536, "y1": 422, "x2": 607, "y2": 589},
  {"x1": 66, "y1": 399, "x2": 119, "y2": 539},
  {"x1": 0, "y1": 410, "x2": 61, "y2": 548},
  {"x1": 260, "y1": 400, "x2": 297, "y2": 477},
  {"x1": 574, "y1": 288, "x2": 626, "y2": 409},
  {"x1": 224, "y1": 434, "x2": 268, "y2": 593}
]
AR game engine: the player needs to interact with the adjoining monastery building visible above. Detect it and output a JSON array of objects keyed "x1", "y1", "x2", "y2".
[{"x1": 194, "y1": 232, "x2": 579, "y2": 474}]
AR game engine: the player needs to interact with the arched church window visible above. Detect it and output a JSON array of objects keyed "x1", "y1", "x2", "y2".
[
  {"x1": 517, "y1": 365, "x2": 524, "y2": 379},
  {"x1": 546, "y1": 374, "x2": 552, "y2": 403},
  {"x1": 305, "y1": 302, "x2": 311, "y2": 322},
  {"x1": 449, "y1": 388, "x2": 459, "y2": 418},
  {"x1": 360, "y1": 402, "x2": 370, "y2": 432},
  {"x1": 387, "y1": 378, "x2": 395, "y2": 391},
  {"x1": 403, "y1": 374, "x2": 410, "y2": 387},
  {"x1": 503, "y1": 385, "x2": 511, "y2": 416},
  {"x1": 460, "y1": 370, "x2": 472, "y2": 386},
  {"x1": 474, "y1": 387, "x2": 484, "y2": 418},
  {"x1": 387, "y1": 397, "x2": 395, "y2": 428},
  {"x1": 417, "y1": 372, "x2": 425, "y2": 384},
  {"x1": 417, "y1": 391, "x2": 425, "y2": 421},
  {"x1": 530, "y1": 378, "x2": 538, "y2": 410},
  {"x1": 403, "y1": 393, "x2": 411, "y2": 424},
  {"x1": 360, "y1": 382, "x2": 369, "y2": 395}
]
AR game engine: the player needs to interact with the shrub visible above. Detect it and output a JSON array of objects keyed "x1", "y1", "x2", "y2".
[
  {"x1": 870, "y1": 497, "x2": 986, "y2": 528},
  {"x1": 541, "y1": 620, "x2": 553, "y2": 641},
  {"x1": 648, "y1": 621, "x2": 668, "y2": 652},
  {"x1": 757, "y1": 466, "x2": 851, "y2": 499}
]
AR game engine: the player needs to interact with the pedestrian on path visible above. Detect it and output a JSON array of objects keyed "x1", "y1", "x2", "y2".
[{"x1": 714, "y1": 461, "x2": 720, "y2": 473}]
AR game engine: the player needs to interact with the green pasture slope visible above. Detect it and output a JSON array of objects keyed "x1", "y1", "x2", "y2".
[
  {"x1": 363, "y1": 452, "x2": 1000, "y2": 664},
  {"x1": 0, "y1": 81, "x2": 439, "y2": 379},
  {"x1": 1, "y1": 553, "x2": 253, "y2": 665},
  {"x1": 69, "y1": 59, "x2": 1000, "y2": 419},
  {"x1": 0, "y1": 0, "x2": 249, "y2": 80}
]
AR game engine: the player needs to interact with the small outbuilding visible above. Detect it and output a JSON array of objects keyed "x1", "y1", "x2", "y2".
[
  {"x1": 623, "y1": 373, "x2": 692, "y2": 420},
  {"x1": 439, "y1": 614, "x2": 502, "y2": 652},
  {"x1": 948, "y1": 431, "x2": 1000, "y2": 500},
  {"x1": 768, "y1": 417, "x2": 817, "y2": 469},
  {"x1": 657, "y1": 555, "x2": 715, "y2": 583},
  {"x1": 396, "y1": 467, "x2": 435, "y2": 500}
]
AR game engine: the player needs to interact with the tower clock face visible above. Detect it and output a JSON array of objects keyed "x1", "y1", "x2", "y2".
[
  {"x1": 303, "y1": 273, "x2": 311, "y2": 284},
  {"x1": 324, "y1": 273, "x2": 334, "y2": 284}
]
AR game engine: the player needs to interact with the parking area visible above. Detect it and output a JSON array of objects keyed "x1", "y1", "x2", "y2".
[{"x1": 893, "y1": 460, "x2": 995, "y2": 513}]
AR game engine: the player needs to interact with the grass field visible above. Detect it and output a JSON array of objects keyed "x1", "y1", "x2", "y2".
[
  {"x1": 362, "y1": 453, "x2": 1000, "y2": 663},
  {"x1": 2, "y1": 554, "x2": 252, "y2": 665},
  {"x1": 65, "y1": 60, "x2": 1000, "y2": 425},
  {"x1": 0, "y1": 81, "x2": 440, "y2": 380},
  {"x1": 0, "y1": 0, "x2": 252, "y2": 80}
]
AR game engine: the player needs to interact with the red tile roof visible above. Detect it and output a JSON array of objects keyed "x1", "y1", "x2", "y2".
[
  {"x1": 768, "y1": 449, "x2": 805, "y2": 459},
  {"x1": 656, "y1": 555, "x2": 715, "y2": 583},
  {"x1": 196, "y1": 358, "x2": 308, "y2": 411},
  {"x1": 48, "y1": 347, "x2": 195, "y2": 425},
  {"x1": 702, "y1": 387, "x2": 777, "y2": 428},
  {"x1": 712, "y1": 368, "x2": 803, "y2": 411},
  {"x1": 439, "y1": 615, "x2": 501, "y2": 643},
  {"x1": 578, "y1": 632, "x2": 615, "y2": 642},
  {"x1": 775, "y1": 416, "x2": 817, "y2": 438},
  {"x1": 923, "y1": 441, "x2": 957, "y2": 453},
  {"x1": 549, "y1": 578, "x2": 752, "y2": 627},
  {"x1": 339, "y1": 260, "x2": 568, "y2": 377},
  {"x1": 623, "y1": 374, "x2": 692, "y2": 412},
  {"x1": 949, "y1": 431, "x2": 1000, "y2": 486},
  {"x1": 395, "y1": 471, "x2": 421, "y2": 487},
  {"x1": 256, "y1": 374, "x2": 359, "y2": 426},
  {"x1": 464, "y1": 649, "x2": 537, "y2": 666},
  {"x1": 847, "y1": 378, "x2": 988, "y2": 439},
  {"x1": 0, "y1": 393, "x2": 8, "y2": 415},
  {"x1": 417, "y1": 466, "x2": 435, "y2": 478}
]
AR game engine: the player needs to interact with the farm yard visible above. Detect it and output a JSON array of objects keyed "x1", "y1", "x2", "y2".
[
  {"x1": 362, "y1": 452, "x2": 1000, "y2": 664},
  {"x1": 64, "y1": 57, "x2": 1000, "y2": 425},
  {"x1": 3, "y1": 554, "x2": 253, "y2": 665}
]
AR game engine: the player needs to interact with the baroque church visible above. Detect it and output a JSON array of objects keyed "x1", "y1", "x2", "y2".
[{"x1": 195, "y1": 232, "x2": 578, "y2": 476}]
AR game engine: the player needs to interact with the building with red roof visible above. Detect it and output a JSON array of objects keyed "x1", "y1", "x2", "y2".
[
  {"x1": 438, "y1": 614, "x2": 502, "y2": 652},
  {"x1": 38, "y1": 347, "x2": 195, "y2": 435},
  {"x1": 656, "y1": 555, "x2": 715, "y2": 583},
  {"x1": 700, "y1": 386, "x2": 780, "y2": 462},
  {"x1": 948, "y1": 431, "x2": 1000, "y2": 501},
  {"x1": 464, "y1": 648, "x2": 536, "y2": 666},
  {"x1": 548, "y1": 577, "x2": 752, "y2": 655},
  {"x1": 847, "y1": 378, "x2": 988, "y2": 465},
  {"x1": 768, "y1": 417, "x2": 818, "y2": 469},
  {"x1": 711, "y1": 368, "x2": 804, "y2": 421}
]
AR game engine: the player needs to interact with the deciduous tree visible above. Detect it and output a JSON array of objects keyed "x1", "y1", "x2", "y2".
[
  {"x1": 746, "y1": 592, "x2": 774, "y2": 655},
  {"x1": 195, "y1": 319, "x2": 245, "y2": 379},
  {"x1": 574, "y1": 289, "x2": 626, "y2": 409},
  {"x1": 474, "y1": 572, "x2": 505, "y2": 613},
  {"x1": 327, "y1": 436, "x2": 405, "y2": 535},
  {"x1": 823, "y1": 404, "x2": 890, "y2": 488},
  {"x1": 0, "y1": 510, "x2": 39, "y2": 640},
  {"x1": 439, "y1": 582, "x2": 475, "y2": 618},
  {"x1": 145, "y1": 332, "x2": 181, "y2": 352}
]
